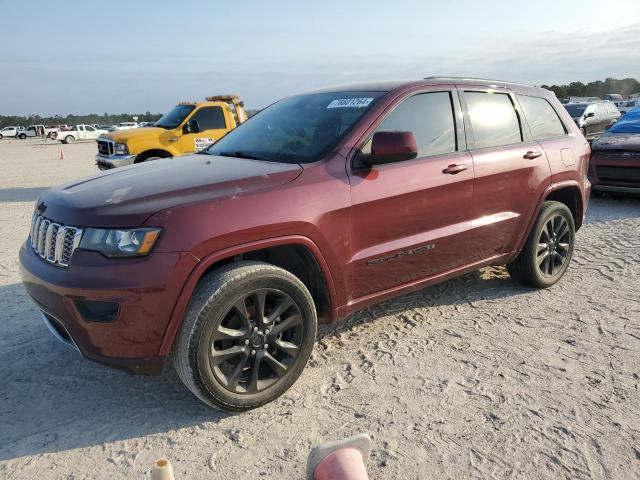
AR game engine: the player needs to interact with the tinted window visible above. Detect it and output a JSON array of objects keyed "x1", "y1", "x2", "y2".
[
  {"x1": 85, "y1": 125, "x2": 95, "y2": 131},
  {"x1": 362, "y1": 92, "x2": 456, "y2": 157},
  {"x1": 465, "y1": 92, "x2": 521, "y2": 148},
  {"x1": 191, "y1": 106, "x2": 226, "y2": 131},
  {"x1": 517, "y1": 95, "x2": 566, "y2": 140},
  {"x1": 564, "y1": 104, "x2": 587, "y2": 117},
  {"x1": 155, "y1": 104, "x2": 195, "y2": 129},
  {"x1": 206, "y1": 91, "x2": 384, "y2": 163}
]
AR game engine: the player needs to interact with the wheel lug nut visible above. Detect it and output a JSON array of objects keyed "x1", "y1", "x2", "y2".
[
  {"x1": 251, "y1": 349, "x2": 256, "y2": 355},
  {"x1": 265, "y1": 329, "x2": 270, "y2": 335},
  {"x1": 253, "y1": 326, "x2": 259, "y2": 332},
  {"x1": 264, "y1": 343, "x2": 269, "y2": 349},
  {"x1": 244, "y1": 339, "x2": 250, "y2": 345}
]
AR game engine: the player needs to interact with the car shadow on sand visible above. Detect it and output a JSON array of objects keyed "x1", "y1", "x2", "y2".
[
  {"x1": 318, "y1": 266, "x2": 529, "y2": 340},
  {"x1": 0, "y1": 283, "x2": 232, "y2": 462}
]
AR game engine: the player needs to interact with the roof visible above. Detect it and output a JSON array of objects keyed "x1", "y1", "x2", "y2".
[{"x1": 308, "y1": 77, "x2": 540, "y2": 94}]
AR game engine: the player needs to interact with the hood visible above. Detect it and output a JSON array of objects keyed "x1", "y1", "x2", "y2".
[
  {"x1": 592, "y1": 133, "x2": 640, "y2": 152},
  {"x1": 36, "y1": 154, "x2": 303, "y2": 227},
  {"x1": 104, "y1": 127, "x2": 168, "y2": 143}
]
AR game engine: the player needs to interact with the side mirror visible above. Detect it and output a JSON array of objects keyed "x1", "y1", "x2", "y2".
[
  {"x1": 585, "y1": 112, "x2": 595, "y2": 118},
  {"x1": 183, "y1": 119, "x2": 200, "y2": 134},
  {"x1": 362, "y1": 131, "x2": 418, "y2": 166}
]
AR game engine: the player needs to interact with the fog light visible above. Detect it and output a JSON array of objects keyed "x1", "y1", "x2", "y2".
[{"x1": 75, "y1": 300, "x2": 120, "y2": 323}]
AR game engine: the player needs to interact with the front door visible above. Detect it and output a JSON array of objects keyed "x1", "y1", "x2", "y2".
[
  {"x1": 179, "y1": 106, "x2": 229, "y2": 154},
  {"x1": 348, "y1": 90, "x2": 474, "y2": 300}
]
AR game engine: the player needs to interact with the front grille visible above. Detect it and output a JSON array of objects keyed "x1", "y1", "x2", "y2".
[
  {"x1": 97, "y1": 139, "x2": 114, "y2": 156},
  {"x1": 597, "y1": 166, "x2": 640, "y2": 185},
  {"x1": 30, "y1": 214, "x2": 83, "y2": 267}
]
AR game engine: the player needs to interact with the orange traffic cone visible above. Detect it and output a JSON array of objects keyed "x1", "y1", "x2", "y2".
[{"x1": 59, "y1": 148, "x2": 65, "y2": 160}]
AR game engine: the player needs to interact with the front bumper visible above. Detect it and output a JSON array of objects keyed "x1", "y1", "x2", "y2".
[
  {"x1": 589, "y1": 151, "x2": 640, "y2": 193},
  {"x1": 95, "y1": 153, "x2": 136, "y2": 170},
  {"x1": 20, "y1": 241, "x2": 198, "y2": 375}
]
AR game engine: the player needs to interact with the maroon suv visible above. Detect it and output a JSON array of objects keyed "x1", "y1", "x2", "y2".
[{"x1": 20, "y1": 78, "x2": 590, "y2": 411}]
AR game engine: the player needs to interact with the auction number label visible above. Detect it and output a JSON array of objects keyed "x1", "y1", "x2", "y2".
[
  {"x1": 195, "y1": 137, "x2": 215, "y2": 151},
  {"x1": 327, "y1": 98, "x2": 374, "y2": 109}
]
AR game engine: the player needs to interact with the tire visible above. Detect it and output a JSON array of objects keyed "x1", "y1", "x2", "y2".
[
  {"x1": 0, "y1": 133, "x2": 3, "y2": 140},
  {"x1": 64, "y1": 135, "x2": 74, "y2": 144},
  {"x1": 172, "y1": 261, "x2": 317, "y2": 411},
  {"x1": 507, "y1": 201, "x2": 575, "y2": 288},
  {"x1": 18, "y1": 133, "x2": 26, "y2": 139}
]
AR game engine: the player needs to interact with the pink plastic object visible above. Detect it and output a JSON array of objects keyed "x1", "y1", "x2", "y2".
[
  {"x1": 306, "y1": 433, "x2": 371, "y2": 480},
  {"x1": 314, "y1": 447, "x2": 370, "y2": 480}
]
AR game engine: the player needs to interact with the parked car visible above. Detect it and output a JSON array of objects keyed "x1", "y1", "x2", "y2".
[
  {"x1": 20, "y1": 78, "x2": 590, "y2": 411},
  {"x1": 563, "y1": 100, "x2": 620, "y2": 140},
  {"x1": 113, "y1": 122, "x2": 138, "y2": 131},
  {"x1": 96, "y1": 124, "x2": 116, "y2": 132},
  {"x1": 49, "y1": 124, "x2": 109, "y2": 144},
  {"x1": 617, "y1": 99, "x2": 640, "y2": 115},
  {"x1": 589, "y1": 107, "x2": 640, "y2": 194},
  {"x1": 95, "y1": 95, "x2": 247, "y2": 170},
  {"x1": 0, "y1": 126, "x2": 21, "y2": 138},
  {"x1": 17, "y1": 125, "x2": 57, "y2": 139}
]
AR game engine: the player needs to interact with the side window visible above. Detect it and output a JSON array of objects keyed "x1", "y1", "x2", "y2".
[
  {"x1": 464, "y1": 91, "x2": 522, "y2": 149},
  {"x1": 517, "y1": 95, "x2": 566, "y2": 140},
  {"x1": 362, "y1": 92, "x2": 456, "y2": 157},
  {"x1": 596, "y1": 103, "x2": 608, "y2": 116},
  {"x1": 607, "y1": 102, "x2": 619, "y2": 114},
  {"x1": 85, "y1": 126, "x2": 95, "y2": 131},
  {"x1": 190, "y1": 106, "x2": 226, "y2": 131}
]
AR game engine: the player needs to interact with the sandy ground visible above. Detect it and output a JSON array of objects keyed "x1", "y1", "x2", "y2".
[{"x1": 0, "y1": 138, "x2": 639, "y2": 479}]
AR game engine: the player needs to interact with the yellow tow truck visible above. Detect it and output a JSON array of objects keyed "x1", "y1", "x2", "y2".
[{"x1": 95, "y1": 95, "x2": 248, "y2": 170}]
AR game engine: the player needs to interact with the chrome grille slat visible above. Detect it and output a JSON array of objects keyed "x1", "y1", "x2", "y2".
[{"x1": 29, "y1": 214, "x2": 83, "y2": 268}]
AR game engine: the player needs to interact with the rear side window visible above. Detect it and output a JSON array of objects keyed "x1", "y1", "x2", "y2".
[
  {"x1": 191, "y1": 106, "x2": 226, "y2": 130},
  {"x1": 464, "y1": 91, "x2": 522, "y2": 149},
  {"x1": 607, "y1": 102, "x2": 619, "y2": 114},
  {"x1": 364, "y1": 91, "x2": 457, "y2": 157},
  {"x1": 517, "y1": 95, "x2": 566, "y2": 140}
]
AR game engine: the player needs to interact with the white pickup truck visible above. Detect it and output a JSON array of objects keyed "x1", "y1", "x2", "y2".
[
  {"x1": 17, "y1": 125, "x2": 57, "y2": 139},
  {"x1": 113, "y1": 122, "x2": 138, "y2": 131},
  {"x1": 51, "y1": 124, "x2": 109, "y2": 144}
]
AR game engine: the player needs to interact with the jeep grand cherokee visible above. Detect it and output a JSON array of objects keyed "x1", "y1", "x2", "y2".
[{"x1": 20, "y1": 78, "x2": 590, "y2": 411}]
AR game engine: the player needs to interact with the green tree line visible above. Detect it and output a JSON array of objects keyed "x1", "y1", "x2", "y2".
[
  {"x1": 0, "y1": 109, "x2": 260, "y2": 129},
  {"x1": 541, "y1": 77, "x2": 640, "y2": 100},
  {"x1": 0, "y1": 112, "x2": 162, "y2": 129}
]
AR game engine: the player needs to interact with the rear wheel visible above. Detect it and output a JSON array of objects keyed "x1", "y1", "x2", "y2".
[
  {"x1": 64, "y1": 135, "x2": 75, "y2": 144},
  {"x1": 172, "y1": 261, "x2": 317, "y2": 411},
  {"x1": 507, "y1": 201, "x2": 575, "y2": 288},
  {"x1": 0, "y1": 133, "x2": 3, "y2": 140},
  {"x1": 18, "y1": 133, "x2": 26, "y2": 139}
]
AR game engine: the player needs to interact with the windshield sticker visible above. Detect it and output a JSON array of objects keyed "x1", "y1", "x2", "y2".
[
  {"x1": 327, "y1": 98, "x2": 374, "y2": 109},
  {"x1": 195, "y1": 137, "x2": 214, "y2": 152}
]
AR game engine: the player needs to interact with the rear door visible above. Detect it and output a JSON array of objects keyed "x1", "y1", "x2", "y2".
[
  {"x1": 595, "y1": 102, "x2": 610, "y2": 135},
  {"x1": 460, "y1": 87, "x2": 551, "y2": 262},
  {"x1": 348, "y1": 89, "x2": 474, "y2": 299},
  {"x1": 179, "y1": 106, "x2": 229, "y2": 154}
]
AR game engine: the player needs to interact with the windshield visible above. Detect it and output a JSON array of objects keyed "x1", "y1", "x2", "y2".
[
  {"x1": 563, "y1": 104, "x2": 587, "y2": 117},
  {"x1": 154, "y1": 104, "x2": 195, "y2": 129},
  {"x1": 205, "y1": 91, "x2": 385, "y2": 163}
]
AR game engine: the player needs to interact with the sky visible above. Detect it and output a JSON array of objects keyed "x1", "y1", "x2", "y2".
[{"x1": 1, "y1": 0, "x2": 639, "y2": 116}]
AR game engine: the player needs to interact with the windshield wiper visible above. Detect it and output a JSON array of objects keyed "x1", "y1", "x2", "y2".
[{"x1": 216, "y1": 151, "x2": 271, "y2": 161}]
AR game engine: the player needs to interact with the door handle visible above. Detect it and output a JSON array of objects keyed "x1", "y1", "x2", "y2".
[
  {"x1": 523, "y1": 150, "x2": 543, "y2": 160},
  {"x1": 442, "y1": 164, "x2": 468, "y2": 175}
]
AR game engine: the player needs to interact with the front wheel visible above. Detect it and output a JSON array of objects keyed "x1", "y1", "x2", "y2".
[
  {"x1": 18, "y1": 133, "x2": 26, "y2": 139},
  {"x1": 172, "y1": 261, "x2": 317, "y2": 411},
  {"x1": 507, "y1": 201, "x2": 575, "y2": 288},
  {"x1": 0, "y1": 133, "x2": 3, "y2": 140},
  {"x1": 64, "y1": 135, "x2": 75, "y2": 144}
]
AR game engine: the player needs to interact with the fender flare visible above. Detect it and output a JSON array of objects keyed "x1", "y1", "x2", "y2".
[
  {"x1": 158, "y1": 235, "x2": 339, "y2": 355},
  {"x1": 509, "y1": 180, "x2": 585, "y2": 262}
]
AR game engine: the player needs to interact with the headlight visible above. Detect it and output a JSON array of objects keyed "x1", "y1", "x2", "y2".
[
  {"x1": 79, "y1": 227, "x2": 161, "y2": 257},
  {"x1": 114, "y1": 143, "x2": 129, "y2": 155}
]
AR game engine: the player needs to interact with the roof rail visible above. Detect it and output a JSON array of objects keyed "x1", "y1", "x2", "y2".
[{"x1": 423, "y1": 76, "x2": 534, "y2": 87}]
